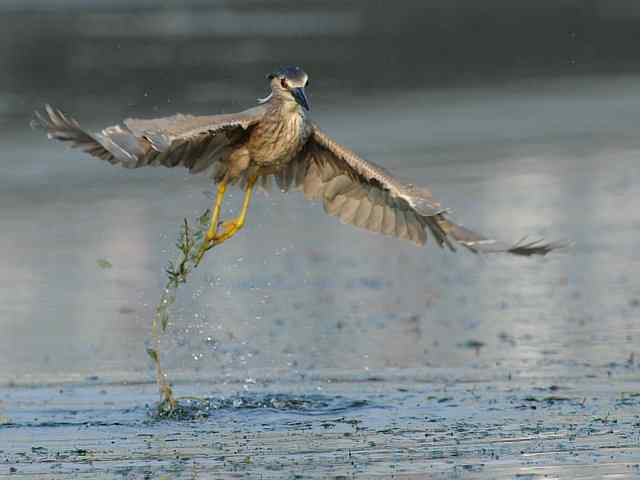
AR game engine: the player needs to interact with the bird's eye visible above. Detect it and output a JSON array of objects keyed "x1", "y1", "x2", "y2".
[
  {"x1": 305, "y1": 79, "x2": 309, "y2": 87},
  {"x1": 280, "y1": 78, "x2": 289, "y2": 89}
]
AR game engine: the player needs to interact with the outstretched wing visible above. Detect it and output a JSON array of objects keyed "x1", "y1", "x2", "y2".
[
  {"x1": 277, "y1": 123, "x2": 565, "y2": 255},
  {"x1": 34, "y1": 104, "x2": 266, "y2": 177}
]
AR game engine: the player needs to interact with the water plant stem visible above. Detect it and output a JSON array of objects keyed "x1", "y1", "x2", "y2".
[{"x1": 148, "y1": 209, "x2": 212, "y2": 415}]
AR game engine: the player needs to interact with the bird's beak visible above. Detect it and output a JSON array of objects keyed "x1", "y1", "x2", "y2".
[{"x1": 291, "y1": 87, "x2": 310, "y2": 111}]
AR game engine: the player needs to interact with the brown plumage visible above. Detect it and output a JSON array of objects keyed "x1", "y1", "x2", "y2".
[{"x1": 34, "y1": 65, "x2": 566, "y2": 256}]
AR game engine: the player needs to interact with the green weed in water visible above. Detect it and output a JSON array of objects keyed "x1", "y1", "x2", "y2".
[{"x1": 150, "y1": 208, "x2": 213, "y2": 414}]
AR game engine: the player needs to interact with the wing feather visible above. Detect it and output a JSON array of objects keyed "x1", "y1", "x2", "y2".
[
  {"x1": 339, "y1": 196, "x2": 362, "y2": 225},
  {"x1": 292, "y1": 124, "x2": 565, "y2": 255},
  {"x1": 366, "y1": 203, "x2": 385, "y2": 233},
  {"x1": 381, "y1": 205, "x2": 397, "y2": 236},
  {"x1": 35, "y1": 104, "x2": 265, "y2": 178}
]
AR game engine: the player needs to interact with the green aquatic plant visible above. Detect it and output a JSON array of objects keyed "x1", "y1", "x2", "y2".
[{"x1": 147, "y1": 208, "x2": 212, "y2": 414}]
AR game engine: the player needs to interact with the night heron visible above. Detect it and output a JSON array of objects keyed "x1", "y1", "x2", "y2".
[{"x1": 35, "y1": 66, "x2": 564, "y2": 260}]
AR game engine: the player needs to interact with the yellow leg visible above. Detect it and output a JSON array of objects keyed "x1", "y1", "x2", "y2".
[
  {"x1": 194, "y1": 176, "x2": 229, "y2": 265},
  {"x1": 213, "y1": 176, "x2": 257, "y2": 245},
  {"x1": 206, "y1": 175, "x2": 228, "y2": 241},
  {"x1": 194, "y1": 176, "x2": 256, "y2": 266}
]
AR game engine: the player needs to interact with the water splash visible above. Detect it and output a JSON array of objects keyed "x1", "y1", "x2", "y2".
[{"x1": 151, "y1": 392, "x2": 371, "y2": 420}]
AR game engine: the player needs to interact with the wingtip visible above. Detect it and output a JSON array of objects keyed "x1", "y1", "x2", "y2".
[
  {"x1": 44, "y1": 104, "x2": 57, "y2": 123},
  {"x1": 30, "y1": 117, "x2": 43, "y2": 131},
  {"x1": 442, "y1": 220, "x2": 571, "y2": 257},
  {"x1": 32, "y1": 104, "x2": 59, "y2": 132},
  {"x1": 506, "y1": 238, "x2": 573, "y2": 256},
  {"x1": 31, "y1": 106, "x2": 49, "y2": 131}
]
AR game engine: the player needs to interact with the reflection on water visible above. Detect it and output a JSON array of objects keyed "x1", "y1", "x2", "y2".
[{"x1": 1, "y1": 2, "x2": 640, "y2": 388}]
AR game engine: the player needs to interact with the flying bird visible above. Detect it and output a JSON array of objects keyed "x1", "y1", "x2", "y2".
[{"x1": 35, "y1": 66, "x2": 564, "y2": 261}]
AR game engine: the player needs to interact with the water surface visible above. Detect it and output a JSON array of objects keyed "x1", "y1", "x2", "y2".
[{"x1": 1, "y1": 3, "x2": 640, "y2": 478}]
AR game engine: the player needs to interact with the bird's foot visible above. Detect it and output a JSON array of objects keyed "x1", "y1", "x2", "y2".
[
  {"x1": 218, "y1": 219, "x2": 241, "y2": 237},
  {"x1": 193, "y1": 219, "x2": 244, "y2": 266},
  {"x1": 193, "y1": 228, "x2": 229, "y2": 266}
]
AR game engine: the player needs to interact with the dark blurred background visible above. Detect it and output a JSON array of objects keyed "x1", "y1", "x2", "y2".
[{"x1": 2, "y1": 0, "x2": 640, "y2": 129}]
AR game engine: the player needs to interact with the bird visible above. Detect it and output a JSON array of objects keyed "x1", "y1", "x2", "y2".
[{"x1": 34, "y1": 65, "x2": 564, "y2": 262}]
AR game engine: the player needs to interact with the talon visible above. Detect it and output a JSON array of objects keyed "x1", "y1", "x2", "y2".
[{"x1": 219, "y1": 220, "x2": 238, "y2": 234}]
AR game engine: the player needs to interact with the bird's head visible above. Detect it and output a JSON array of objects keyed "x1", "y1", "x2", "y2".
[{"x1": 266, "y1": 66, "x2": 310, "y2": 111}]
